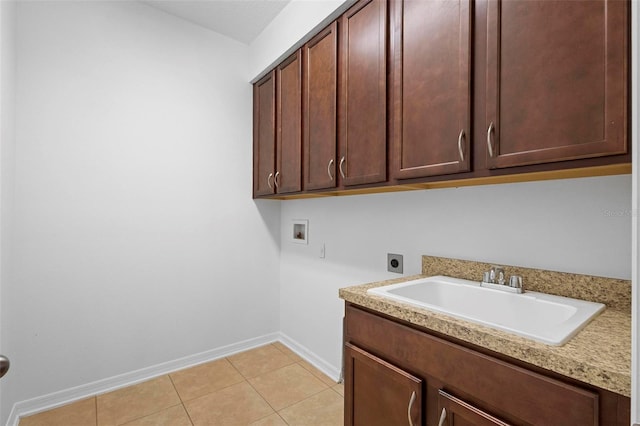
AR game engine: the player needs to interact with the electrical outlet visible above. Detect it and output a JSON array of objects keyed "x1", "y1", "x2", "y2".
[{"x1": 387, "y1": 253, "x2": 403, "y2": 273}]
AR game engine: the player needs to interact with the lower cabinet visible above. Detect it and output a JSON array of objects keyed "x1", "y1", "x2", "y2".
[
  {"x1": 437, "y1": 390, "x2": 509, "y2": 426},
  {"x1": 344, "y1": 303, "x2": 629, "y2": 426},
  {"x1": 345, "y1": 343, "x2": 422, "y2": 426}
]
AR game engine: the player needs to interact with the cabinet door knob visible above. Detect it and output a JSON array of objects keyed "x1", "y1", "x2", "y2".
[
  {"x1": 407, "y1": 390, "x2": 416, "y2": 426},
  {"x1": 458, "y1": 129, "x2": 465, "y2": 162},
  {"x1": 487, "y1": 121, "x2": 495, "y2": 158},
  {"x1": 438, "y1": 407, "x2": 447, "y2": 426},
  {"x1": 327, "y1": 159, "x2": 335, "y2": 181},
  {"x1": 267, "y1": 172, "x2": 274, "y2": 189},
  {"x1": 274, "y1": 171, "x2": 280, "y2": 188},
  {"x1": 339, "y1": 156, "x2": 346, "y2": 179}
]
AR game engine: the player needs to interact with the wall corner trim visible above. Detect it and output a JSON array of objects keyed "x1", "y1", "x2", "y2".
[
  {"x1": 5, "y1": 332, "x2": 342, "y2": 426},
  {"x1": 278, "y1": 332, "x2": 341, "y2": 382},
  {"x1": 5, "y1": 333, "x2": 280, "y2": 426}
]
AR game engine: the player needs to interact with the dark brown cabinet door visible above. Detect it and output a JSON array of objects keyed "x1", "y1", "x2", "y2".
[
  {"x1": 253, "y1": 71, "x2": 276, "y2": 197},
  {"x1": 438, "y1": 390, "x2": 510, "y2": 426},
  {"x1": 391, "y1": 0, "x2": 472, "y2": 180},
  {"x1": 303, "y1": 22, "x2": 338, "y2": 191},
  {"x1": 276, "y1": 51, "x2": 302, "y2": 194},
  {"x1": 485, "y1": 0, "x2": 629, "y2": 169},
  {"x1": 345, "y1": 343, "x2": 422, "y2": 426},
  {"x1": 339, "y1": 0, "x2": 387, "y2": 186},
  {"x1": 345, "y1": 303, "x2": 604, "y2": 426}
]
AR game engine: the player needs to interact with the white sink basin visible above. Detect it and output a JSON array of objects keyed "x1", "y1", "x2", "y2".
[{"x1": 367, "y1": 275, "x2": 605, "y2": 346}]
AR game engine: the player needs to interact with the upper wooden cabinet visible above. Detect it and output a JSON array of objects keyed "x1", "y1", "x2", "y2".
[
  {"x1": 391, "y1": 0, "x2": 472, "y2": 179},
  {"x1": 275, "y1": 51, "x2": 303, "y2": 194},
  {"x1": 253, "y1": 0, "x2": 630, "y2": 199},
  {"x1": 252, "y1": 54, "x2": 302, "y2": 198},
  {"x1": 253, "y1": 71, "x2": 276, "y2": 197},
  {"x1": 484, "y1": 0, "x2": 629, "y2": 169},
  {"x1": 338, "y1": 0, "x2": 387, "y2": 187},
  {"x1": 303, "y1": 22, "x2": 339, "y2": 191}
]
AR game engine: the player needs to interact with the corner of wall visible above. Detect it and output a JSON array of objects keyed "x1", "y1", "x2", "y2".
[
  {"x1": 248, "y1": 0, "x2": 351, "y2": 81},
  {"x1": 0, "y1": 0, "x2": 17, "y2": 424}
]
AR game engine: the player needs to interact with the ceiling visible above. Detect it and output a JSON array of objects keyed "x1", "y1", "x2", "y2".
[{"x1": 142, "y1": 0, "x2": 291, "y2": 45}]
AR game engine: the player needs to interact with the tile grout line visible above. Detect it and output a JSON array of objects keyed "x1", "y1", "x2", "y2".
[
  {"x1": 167, "y1": 374, "x2": 195, "y2": 426},
  {"x1": 237, "y1": 345, "x2": 338, "y2": 416},
  {"x1": 297, "y1": 360, "x2": 337, "y2": 387},
  {"x1": 244, "y1": 377, "x2": 281, "y2": 419},
  {"x1": 274, "y1": 385, "x2": 332, "y2": 414},
  {"x1": 169, "y1": 358, "x2": 248, "y2": 406},
  {"x1": 274, "y1": 342, "x2": 337, "y2": 387},
  {"x1": 251, "y1": 411, "x2": 291, "y2": 426},
  {"x1": 21, "y1": 344, "x2": 342, "y2": 426},
  {"x1": 224, "y1": 356, "x2": 251, "y2": 381},
  {"x1": 275, "y1": 412, "x2": 291, "y2": 426},
  {"x1": 330, "y1": 385, "x2": 343, "y2": 397},
  {"x1": 228, "y1": 345, "x2": 326, "y2": 425},
  {"x1": 114, "y1": 403, "x2": 185, "y2": 426}
]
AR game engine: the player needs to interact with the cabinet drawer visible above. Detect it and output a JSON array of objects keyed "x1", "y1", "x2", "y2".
[{"x1": 345, "y1": 305, "x2": 598, "y2": 425}]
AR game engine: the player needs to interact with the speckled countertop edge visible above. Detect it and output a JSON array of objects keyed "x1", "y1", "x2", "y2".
[
  {"x1": 421, "y1": 256, "x2": 631, "y2": 311},
  {"x1": 339, "y1": 274, "x2": 631, "y2": 397}
]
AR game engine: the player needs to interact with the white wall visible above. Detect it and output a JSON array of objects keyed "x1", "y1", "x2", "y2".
[
  {"x1": 2, "y1": 1, "x2": 281, "y2": 422},
  {"x1": 1, "y1": 0, "x2": 635, "y2": 423},
  {"x1": 0, "y1": 1, "x2": 17, "y2": 423},
  {"x1": 279, "y1": 176, "x2": 632, "y2": 374},
  {"x1": 248, "y1": 0, "x2": 350, "y2": 80}
]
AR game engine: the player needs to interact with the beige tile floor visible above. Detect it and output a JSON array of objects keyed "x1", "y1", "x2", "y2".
[{"x1": 19, "y1": 342, "x2": 344, "y2": 426}]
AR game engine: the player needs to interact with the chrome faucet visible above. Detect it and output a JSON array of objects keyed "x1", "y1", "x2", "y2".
[{"x1": 481, "y1": 265, "x2": 524, "y2": 294}]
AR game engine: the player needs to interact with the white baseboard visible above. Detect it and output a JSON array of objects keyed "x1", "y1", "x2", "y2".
[
  {"x1": 5, "y1": 333, "x2": 280, "y2": 426},
  {"x1": 278, "y1": 332, "x2": 342, "y2": 382},
  {"x1": 5, "y1": 332, "x2": 342, "y2": 426}
]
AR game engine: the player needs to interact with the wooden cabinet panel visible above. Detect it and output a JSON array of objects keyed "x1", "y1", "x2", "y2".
[
  {"x1": 276, "y1": 51, "x2": 302, "y2": 194},
  {"x1": 339, "y1": 0, "x2": 387, "y2": 186},
  {"x1": 438, "y1": 390, "x2": 510, "y2": 426},
  {"x1": 345, "y1": 304, "x2": 603, "y2": 425},
  {"x1": 391, "y1": 0, "x2": 472, "y2": 179},
  {"x1": 254, "y1": 0, "x2": 630, "y2": 198},
  {"x1": 253, "y1": 71, "x2": 276, "y2": 197},
  {"x1": 344, "y1": 343, "x2": 422, "y2": 426},
  {"x1": 303, "y1": 22, "x2": 338, "y2": 190},
  {"x1": 485, "y1": 0, "x2": 628, "y2": 168}
]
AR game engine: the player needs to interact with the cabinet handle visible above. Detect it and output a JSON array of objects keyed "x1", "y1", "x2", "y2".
[
  {"x1": 438, "y1": 407, "x2": 447, "y2": 426},
  {"x1": 457, "y1": 129, "x2": 465, "y2": 162},
  {"x1": 487, "y1": 121, "x2": 495, "y2": 158},
  {"x1": 407, "y1": 391, "x2": 416, "y2": 426},
  {"x1": 327, "y1": 159, "x2": 335, "y2": 181},
  {"x1": 274, "y1": 171, "x2": 280, "y2": 188},
  {"x1": 0, "y1": 355, "x2": 8, "y2": 379},
  {"x1": 339, "y1": 156, "x2": 346, "y2": 179},
  {"x1": 267, "y1": 172, "x2": 274, "y2": 189}
]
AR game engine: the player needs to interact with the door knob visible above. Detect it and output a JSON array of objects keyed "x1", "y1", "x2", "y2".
[{"x1": 0, "y1": 355, "x2": 9, "y2": 379}]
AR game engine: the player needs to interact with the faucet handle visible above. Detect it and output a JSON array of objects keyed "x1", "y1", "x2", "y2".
[
  {"x1": 509, "y1": 275, "x2": 523, "y2": 289},
  {"x1": 484, "y1": 265, "x2": 505, "y2": 284},
  {"x1": 489, "y1": 265, "x2": 505, "y2": 284}
]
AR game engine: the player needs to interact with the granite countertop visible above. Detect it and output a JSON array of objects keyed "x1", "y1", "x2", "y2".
[{"x1": 339, "y1": 256, "x2": 632, "y2": 397}]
